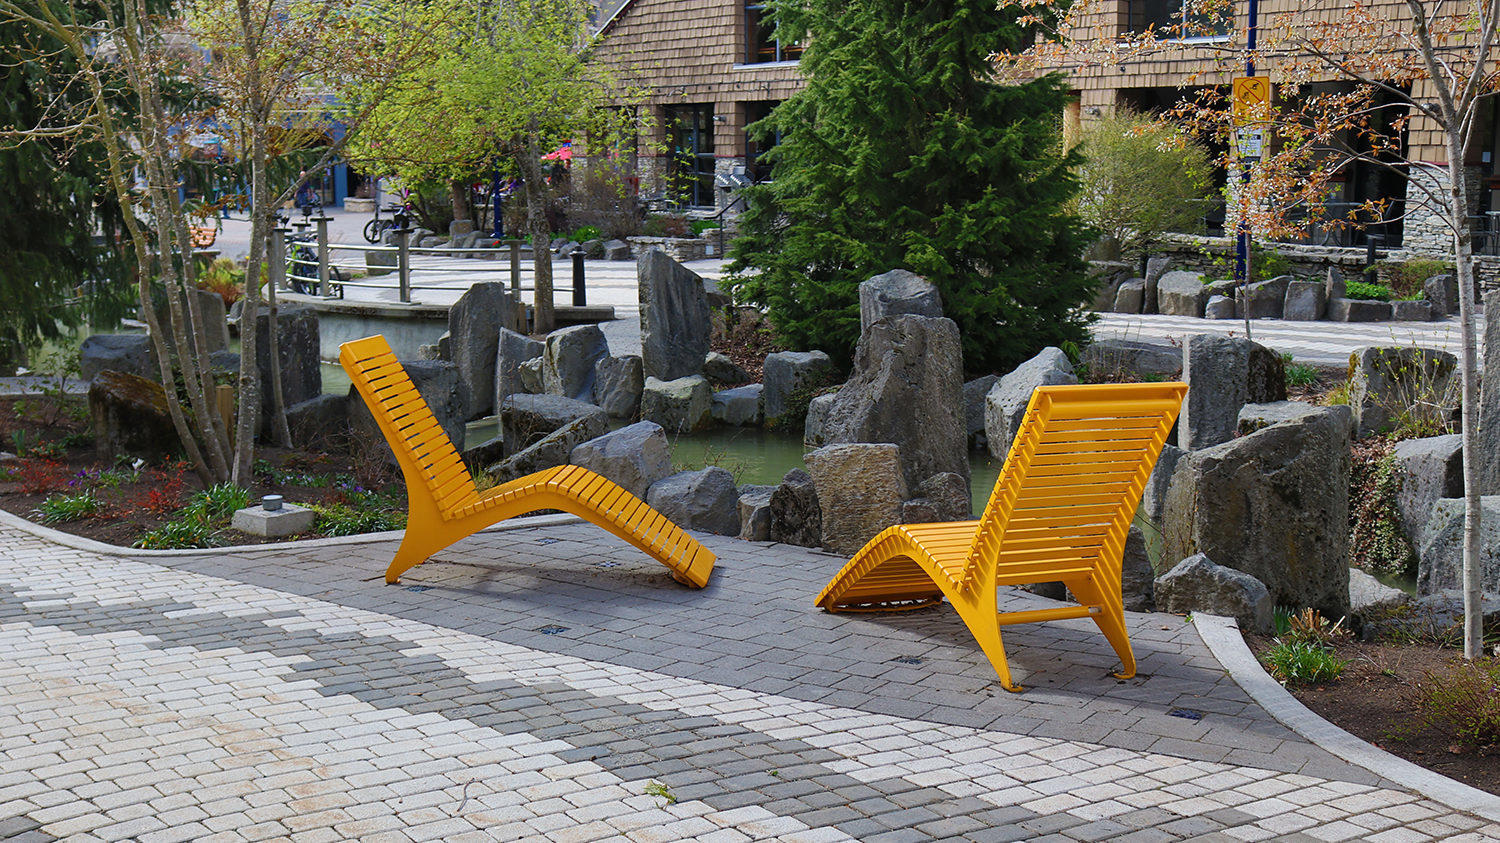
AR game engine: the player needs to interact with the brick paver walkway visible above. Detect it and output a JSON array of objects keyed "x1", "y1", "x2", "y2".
[{"x1": 1, "y1": 519, "x2": 1496, "y2": 842}]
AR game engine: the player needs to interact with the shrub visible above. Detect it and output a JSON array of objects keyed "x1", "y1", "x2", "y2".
[
  {"x1": 1379, "y1": 258, "x2": 1453, "y2": 300},
  {"x1": 1206, "y1": 242, "x2": 1291, "y2": 284},
  {"x1": 137, "y1": 470, "x2": 189, "y2": 515},
  {"x1": 198, "y1": 258, "x2": 245, "y2": 306},
  {"x1": 689, "y1": 219, "x2": 722, "y2": 237},
  {"x1": 36, "y1": 490, "x2": 101, "y2": 524},
  {"x1": 1076, "y1": 108, "x2": 1214, "y2": 256},
  {"x1": 134, "y1": 518, "x2": 223, "y2": 550},
  {"x1": 16, "y1": 459, "x2": 68, "y2": 495},
  {"x1": 1282, "y1": 353, "x2": 1318, "y2": 389},
  {"x1": 1344, "y1": 279, "x2": 1393, "y2": 301},
  {"x1": 1261, "y1": 639, "x2": 1349, "y2": 685},
  {"x1": 570, "y1": 225, "x2": 602, "y2": 242},
  {"x1": 1416, "y1": 658, "x2": 1500, "y2": 752},
  {"x1": 313, "y1": 502, "x2": 405, "y2": 536},
  {"x1": 179, "y1": 483, "x2": 251, "y2": 524},
  {"x1": 1348, "y1": 439, "x2": 1416, "y2": 577}
]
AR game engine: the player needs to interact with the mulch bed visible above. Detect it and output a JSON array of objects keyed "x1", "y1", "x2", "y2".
[{"x1": 1246, "y1": 632, "x2": 1500, "y2": 797}]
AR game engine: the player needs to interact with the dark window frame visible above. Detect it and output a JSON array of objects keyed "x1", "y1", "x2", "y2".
[{"x1": 745, "y1": 3, "x2": 803, "y2": 64}]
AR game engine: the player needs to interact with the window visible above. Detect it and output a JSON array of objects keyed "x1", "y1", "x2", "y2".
[
  {"x1": 664, "y1": 104, "x2": 716, "y2": 207},
  {"x1": 746, "y1": 4, "x2": 803, "y2": 64},
  {"x1": 1129, "y1": 0, "x2": 1230, "y2": 39},
  {"x1": 745, "y1": 101, "x2": 782, "y2": 183}
]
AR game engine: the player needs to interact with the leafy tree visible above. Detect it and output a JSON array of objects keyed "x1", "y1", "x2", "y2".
[
  {"x1": 1075, "y1": 108, "x2": 1214, "y2": 259},
  {"x1": 725, "y1": 0, "x2": 1096, "y2": 374}
]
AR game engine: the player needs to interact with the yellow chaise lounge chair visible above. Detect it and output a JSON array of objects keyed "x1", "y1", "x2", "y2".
[
  {"x1": 340, "y1": 334, "x2": 716, "y2": 587},
  {"x1": 815, "y1": 382, "x2": 1187, "y2": 692}
]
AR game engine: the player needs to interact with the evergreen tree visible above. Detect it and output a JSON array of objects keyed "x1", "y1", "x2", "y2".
[{"x1": 727, "y1": 0, "x2": 1095, "y2": 374}]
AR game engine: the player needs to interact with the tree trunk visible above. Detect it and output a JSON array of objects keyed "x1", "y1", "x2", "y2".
[
  {"x1": 450, "y1": 179, "x2": 472, "y2": 230},
  {"x1": 519, "y1": 136, "x2": 555, "y2": 334},
  {"x1": 1447, "y1": 155, "x2": 1484, "y2": 661}
]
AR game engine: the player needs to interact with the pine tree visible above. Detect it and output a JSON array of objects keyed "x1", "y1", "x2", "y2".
[{"x1": 727, "y1": 0, "x2": 1095, "y2": 374}]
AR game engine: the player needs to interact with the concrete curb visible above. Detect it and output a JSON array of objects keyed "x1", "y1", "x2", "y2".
[
  {"x1": 0, "y1": 505, "x2": 582, "y2": 559},
  {"x1": 1194, "y1": 612, "x2": 1500, "y2": 823}
]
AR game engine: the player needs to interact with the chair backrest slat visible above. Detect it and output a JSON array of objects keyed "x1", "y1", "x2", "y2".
[
  {"x1": 340, "y1": 336, "x2": 477, "y2": 515},
  {"x1": 961, "y1": 383, "x2": 1186, "y2": 592}
]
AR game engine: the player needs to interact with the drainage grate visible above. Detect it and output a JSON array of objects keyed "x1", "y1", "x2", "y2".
[
  {"x1": 538, "y1": 625, "x2": 569, "y2": 635},
  {"x1": 405, "y1": 585, "x2": 431, "y2": 593},
  {"x1": 1168, "y1": 708, "x2": 1204, "y2": 721},
  {"x1": 890, "y1": 656, "x2": 924, "y2": 666},
  {"x1": 597, "y1": 561, "x2": 620, "y2": 568},
  {"x1": 537, "y1": 538, "x2": 560, "y2": 545}
]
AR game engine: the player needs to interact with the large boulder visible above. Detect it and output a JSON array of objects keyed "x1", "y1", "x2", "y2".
[
  {"x1": 254, "y1": 304, "x2": 322, "y2": 427},
  {"x1": 762, "y1": 351, "x2": 834, "y2": 427},
  {"x1": 568, "y1": 421, "x2": 673, "y2": 500},
  {"x1": 647, "y1": 467, "x2": 741, "y2": 536},
  {"x1": 80, "y1": 334, "x2": 155, "y2": 382},
  {"x1": 702, "y1": 352, "x2": 750, "y2": 386},
  {"x1": 1121, "y1": 526, "x2": 1155, "y2": 613},
  {"x1": 448, "y1": 282, "x2": 516, "y2": 419},
  {"x1": 1237, "y1": 400, "x2": 1327, "y2": 436},
  {"x1": 804, "y1": 443, "x2": 907, "y2": 555},
  {"x1": 803, "y1": 392, "x2": 836, "y2": 447},
  {"x1": 1417, "y1": 496, "x2": 1500, "y2": 595},
  {"x1": 1141, "y1": 443, "x2": 1184, "y2": 534},
  {"x1": 1142, "y1": 255, "x2": 1172, "y2": 314},
  {"x1": 348, "y1": 360, "x2": 470, "y2": 467},
  {"x1": 901, "y1": 472, "x2": 972, "y2": 523},
  {"x1": 1164, "y1": 405, "x2": 1354, "y2": 616},
  {"x1": 518, "y1": 357, "x2": 544, "y2": 394},
  {"x1": 712, "y1": 385, "x2": 763, "y2": 427},
  {"x1": 500, "y1": 393, "x2": 607, "y2": 454},
  {"x1": 1247, "y1": 342, "x2": 1287, "y2": 403},
  {"x1": 737, "y1": 485, "x2": 776, "y2": 542},
  {"x1": 1328, "y1": 298, "x2": 1392, "y2": 322},
  {"x1": 1392, "y1": 435, "x2": 1464, "y2": 547},
  {"x1": 1243, "y1": 275, "x2": 1293, "y2": 319},
  {"x1": 150, "y1": 288, "x2": 229, "y2": 355},
  {"x1": 1180, "y1": 333, "x2": 1249, "y2": 450},
  {"x1": 984, "y1": 347, "x2": 1077, "y2": 459},
  {"x1": 1482, "y1": 290, "x2": 1500, "y2": 493},
  {"x1": 1348, "y1": 569, "x2": 1413, "y2": 639},
  {"x1": 1282, "y1": 280, "x2": 1326, "y2": 321},
  {"x1": 1080, "y1": 338, "x2": 1180, "y2": 381},
  {"x1": 89, "y1": 371, "x2": 179, "y2": 463},
  {"x1": 1112, "y1": 279, "x2": 1145, "y2": 314},
  {"x1": 858, "y1": 269, "x2": 943, "y2": 332},
  {"x1": 496, "y1": 328, "x2": 544, "y2": 403},
  {"x1": 641, "y1": 375, "x2": 712, "y2": 433},
  {"x1": 769, "y1": 468, "x2": 822, "y2": 548},
  {"x1": 1425, "y1": 274, "x2": 1457, "y2": 316},
  {"x1": 1347, "y1": 346, "x2": 1456, "y2": 439},
  {"x1": 638, "y1": 249, "x2": 711, "y2": 380},
  {"x1": 963, "y1": 375, "x2": 999, "y2": 450},
  {"x1": 823, "y1": 315, "x2": 968, "y2": 491},
  {"x1": 1155, "y1": 554, "x2": 1274, "y2": 633},
  {"x1": 594, "y1": 355, "x2": 644, "y2": 420},
  {"x1": 1204, "y1": 295, "x2": 1236, "y2": 320},
  {"x1": 285, "y1": 394, "x2": 348, "y2": 451},
  {"x1": 542, "y1": 324, "x2": 610, "y2": 403},
  {"x1": 1392, "y1": 301, "x2": 1431, "y2": 322},
  {"x1": 486, "y1": 414, "x2": 608, "y2": 483},
  {"x1": 1156, "y1": 271, "x2": 1208, "y2": 317}
]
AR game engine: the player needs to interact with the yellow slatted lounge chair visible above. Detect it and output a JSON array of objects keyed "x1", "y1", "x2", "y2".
[
  {"x1": 815, "y1": 382, "x2": 1187, "y2": 692},
  {"x1": 340, "y1": 334, "x2": 716, "y2": 587}
]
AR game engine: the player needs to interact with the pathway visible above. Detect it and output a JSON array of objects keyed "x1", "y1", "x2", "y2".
[{"x1": 1, "y1": 516, "x2": 1496, "y2": 841}]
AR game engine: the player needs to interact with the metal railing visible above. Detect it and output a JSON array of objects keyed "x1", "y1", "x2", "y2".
[{"x1": 274, "y1": 216, "x2": 588, "y2": 308}]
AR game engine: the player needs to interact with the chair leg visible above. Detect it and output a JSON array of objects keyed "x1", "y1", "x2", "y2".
[
  {"x1": 1092, "y1": 605, "x2": 1137, "y2": 680},
  {"x1": 954, "y1": 594, "x2": 1024, "y2": 693},
  {"x1": 387, "y1": 533, "x2": 441, "y2": 584}
]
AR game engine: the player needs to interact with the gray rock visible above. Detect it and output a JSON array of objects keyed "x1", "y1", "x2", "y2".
[
  {"x1": 365, "y1": 247, "x2": 397, "y2": 276},
  {"x1": 1143, "y1": 256, "x2": 1173, "y2": 314},
  {"x1": 1363, "y1": 590, "x2": 1500, "y2": 643},
  {"x1": 963, "y1": 375, "x2": 1000, "y2": 450},
  {"x1": 542, "y1": 324, "x2": 610, "y2": 403},
  {"x1": 449, "y1": 219, "x2": 475, "y2": 239},
  {"x1": 486, "y1": 414, "x2": 606, "y2": 483},
  {"x1": 349, "y1": 359, "x2": 469, "y2": 468},
  {"x1": 1142, "y1": 444, "x2": 1184, "y2": 534},
  {"x1": 1347, "y1": 346, "x2": 1456, "y2": 439},
  {"x1": 80, "y1": 334, "x2": 155, "y2": 382},
  {"x1": 712, "y1": 385, "x2": 763, "y2": 426},
  {"x1": 1348, "y1": 568, "x2": 1412, "y2": 618},
  {"x1": 1325, "y1": 266, "x2": 1347, "y2": 302},
  {"x1": 703, "y1": 351, "x2": 750, "y2": 386},
  {"x1": 1112, "y1": 278, "x2": 1145, "y2": 314},
  {"x1": 737, "y1": 485, "x2": 776, "y2": 542},
  {"x1": 803, "y1": 392, "x2": 836, "y2": 447},
  {"x1": 1121, "y1": 526, "x2": 1155, "y2": 613},
  {"x1": 582, "y1": 238, "x2": 605, "y2": 259},
  {"x1": 1247, "y1": 342, "x2": 1288, "y2": 404},
  {"x1": 1081, "y1": 338, "x2": 1180, "y2": 380},
  {"x1": 604, "y1": 239, "x2": 631, "y2": 261},
  {"x1": 417, "y1": 235, "x2": 445, "y2": 249},
  {"x1": 858, "y1": 269, "x2": 943, "y2": 332},
  {"x1": 448, "y1": 282, "x2": 515, "y2": 419},
  {"x1": 1392, "y1": 434, "x2": 1464, "y2": 546},
  {"x1": 1244, "y1": 274, "x2": 1293, "y2": 319},
  {"x1": 1424, "y1": 274, "x2": 1457, "y2": 316},
  {"x1": 1164, "y1": 405, "x2": 1354, "y2": 616},
  {"x1": 416, "y1": 343, "x2": 444, "y2": 361},
  {"x1": 1180, "y1": 333, "x2": 1249, "y2": 450},
  {"x1": 769, "y1": 468, "x2": 822, "y2": 548},
  {"x1": 984, "y1": 347, "x2": 1077, "y2": 459},
  {"x1": 557, "y1": 240, "x2": 581, "y2": 257},
  {"x1": 518, "y1": 357, "x2": 544, "y2": 394},
  {"x1": 1417, "y1": 496, "x2": 1500, "y2": 595},
  {"x1": 463, "y1": 433, "x2": 506, "y2": 473},
  {"x1": 1391, "y1": 300, "x2": 1431, "y2": 322},
  {"x1": 823, "y1": 315, "x2": 969, "y2": 492},
  {"x1": 254, "y1": 304, "x2": 322, "y2": 431},
  {"x1": 805, "y1": 443, "x2": 907, "y2": 555},
  {"x1": 1205, "y1": 278, "x2": 1240, "y2": 298},
  {"x1": 285, "y1": 394, "x2": 347, "y2": 450},
  {"x1": 1090, "y1": 268, "x2": 1125, "y2": 312},
  {"x1": 500, "y1": 393, "x2": 607, "y2": 454},
  {"x1": 1204, "y1": 295, "x2": 1237, "y2": 320},
  {"x1": 646, "y1": 467, "x2": 741, "y2": 536},
  {"x1": 1327, "y1": 298, "x2": 1392, "y2": 322},
  {"x1": 207, "y1": 350, "x2": 239, "y2": 379},
  {"x1": 568, "y1": 421, "x2": 672, "y2": 500},
  {"x1": 88, "y1": 370, "x2": 178, "y2": 464},
  {"x1": 496, "y1": 328, "x2": 544, "y2": 402},
  {"x1": 150, "y1": 288, "x2": 228, "y2": 355},
  {"x1": 762, "y1": 350, "x2": 834, "y2": 426},
  {"x1": 915, "y1": 472, "x2": 972, "y2": 521},
  {"x1": 1154, "y1": 554, "x2": 1274, "y2": 633},
  {"x1": 641, "y1": 375, "x2": 712, "y2": 433},
  {"x1": 1283, "y1": 280, "x2": 1326, "y2": 321},
  {"x1": 1157, "y1": 271, "x2": 1208, "y2": 317},
  {"x1": 1237, "y1": 400, "x2": 1327, "y2": 436},
  {"x1": 638, "y1": 249, "x2": 711, "y2": 380},
  {"x1": 594, "y1": 355, "x2": 644, "y2": 420},
  {"x1": 1484, "y1": 289, "x2": 1500, "y2": 493}
]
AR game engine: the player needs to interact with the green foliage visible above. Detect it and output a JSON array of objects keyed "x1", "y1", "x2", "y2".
[
  {"x1": 642, "y1": 215, "x2": 690, "y2": 238},
  {"x1": 134, "y1": 519, "x2": 223, "y2": 550},
  {"x1": 689, "y1": 220, "x2": 722, "y2": 237},
  {"x1": 1344, "y1": 279, "x2": 1393, "y2": 301},
  {"x1": 1416, "y1": 658, "x2": 1500, "y2": 751},
  {"x1": 1379, "y1": 259, "x2": 1453, "y2": 300},
  {"x1": 1075, "y1": 109, "x2": 1213, "y2": 255},
  {"x1": 180, "y1": 483, "x2": 252, "y2": 524},
  {"x1": 313, "y1": 502, "x2": 405, "y2": 537},
  {"x1": 642, "y1": 781, "x2": 676, "y2": 805},
  {"x1": 1281, "y1": 353, "x2": 1319, "y2": 388},
  {"x1": 726, "y1": 0, "x2": 1095, "y2": 374},
  {"x1": 1206, "y1": 243, "x2": 1291, "y2": 283},
  {"x1": 1349, "y1": 442, "x2": 1416, "y2": 577},
  {"x1": 1261, "y1": 639, "x2": 1349, "y2": 685},
  {"x1": 36, "y1": 490, "x2": 101, "y2": 525},
  {"x1": 570, "y1": 225, "x2": 603, "y2": 242}
]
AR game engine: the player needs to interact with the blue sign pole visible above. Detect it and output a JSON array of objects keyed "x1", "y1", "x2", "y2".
[
  {"x1": 1236, "y1": 0, "x2": 1261, "y2": 283},
  {"x1": 492, "y1": 168, "x2": 504, "y2": 239}
]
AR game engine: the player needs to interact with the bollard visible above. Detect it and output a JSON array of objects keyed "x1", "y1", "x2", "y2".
[
  {"x1": 1364, "y1": 233, "x2": 1385, "y2": 285},
  {"x1": 397, "y1": 229, "x2": 412, "y2": 303},
  {"x1": 315, "y1": 215, "x2": 331, "y2": 297},
  {"x1": 269, "y1": 224, "x2": 288, "y2": 291},
  {"x1": 572, "y1": 251, "x2": 586, "y2": 306},
  {"x1": 509, "y1": 241, "x2": 522, "y2": 297}
]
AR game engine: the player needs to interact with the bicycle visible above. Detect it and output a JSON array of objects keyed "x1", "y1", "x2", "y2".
[
  {"x1": 286, "y1": 232, "x2": 346, "y2": 298},
  {"x1": 363, "y1": 201, "x2": 405, "y2": 244}
]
